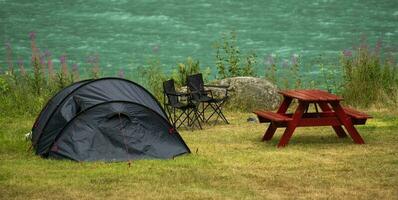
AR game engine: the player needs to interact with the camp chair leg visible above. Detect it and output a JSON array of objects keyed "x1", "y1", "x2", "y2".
[
  {"x1": 173, "y1": 108, "x2": 177, "y2": 127},
  {"x1": 172, "y1": 107, "x2": 202, "y2": 130},
  {"x1": 175, "y1": 109, "x2": 189, "y2": 129},
  {"x1": 201, "y1": 102, "x2": 211, "y2": 122},
  {"x1": 201, "y1": 102, "x2": 206, "y2": 122},
  {"x1": 217, "y1": 105, "x2": 229, "y2": 124},
  {"x1": 190, "y1": 108, "x2": 202, "y2": 129},
  {"x1": 204, "y1": 101, "x2": 229, "y2": 124},
  {"x1": 195, "y1": 110, "x2": 202, "y2": 129},
  {"x1": 263, "y1": 123, "x2": 277, "y2": 141},
  {"x1": 165, "y1": 106, "x2": 173, "y2": 125},
  {"x1": 214, "y1": 107, "x2": 229, "y2": 124}
]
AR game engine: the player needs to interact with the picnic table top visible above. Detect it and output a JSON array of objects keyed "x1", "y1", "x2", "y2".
[{"x1": 278, "y1": 90, "x2": 343, "y2": 102}]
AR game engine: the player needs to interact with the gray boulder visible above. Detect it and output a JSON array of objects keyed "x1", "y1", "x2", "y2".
[{"x1": 210, "y1": 77, "x2": 280, "y2": 111}]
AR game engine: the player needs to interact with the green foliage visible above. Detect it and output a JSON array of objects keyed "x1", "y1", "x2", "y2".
[
  {"x1": 0, "y1": 74, "x2": 10, "y2": 93},
  {"x1": 2, "y1": 32, "x2": 398, "y2": 116},
  {"x1": 291, "y1": 54, "x2": 302, "y2": 89},
  {"x1": 139, "y1": 58, "x2": 167, "y2": 103},
  {"x1": 172, "y1": 57, "x2": 200, "y2": 86},
  {"x1": 214, "y1": 31, "x2": 257, "y2": 79},
  {"x1": 242, "y1": 52, "x2": 256, "y2": 77},
  {"x1": 264, "y1": 54, "x2": 277, "y2": 84},
  {"x1": 264, "y1": 54, "x2": 305, "y2": 90},
  {"x1": 314, "y1": 54, "x2": 341, "y2": 93},
  {"x1": 340, "y1": 39, "x2": 398, "y2": 107},
  {"x1": 139, "y1": 56, "x2": 212, "y2": 105},
  {"x1": 32, "y1": 56, "x2": 44, "y2": 95},
  {"x1": 0, "y1": 34, "x2": 95, "y2": 117},
  {"x1": 0, "y1": 73, "x2": 54, "y2": 117}
]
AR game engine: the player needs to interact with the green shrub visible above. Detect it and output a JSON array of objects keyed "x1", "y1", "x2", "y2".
[
  {"x1": 138, "y1": 58, "x2": 167, "y2": 103},
  {"x1": 264, "y1": 53, "x2": 306, "y2": 90},
  {"x1": 264, "y1": 54, "x2": 278, "y2": 84},
  {"x1": 172, "y1": 57, "x2": 200, "y2": 87},
  {"x1": 2, "y1": 32, "x2": 398, "y2": 116},
  {"x1": 139, "y1": 56, "x2": 211, "y2": 104},
  {"x1": 214, "y1": 31, "x2": 257, "y2": 79},
  {"x1": 0, "y1": 33, "x2": 93, "y2": 117},
  {"x1": 340, "y1": 39, "x2": 398, "y2": 107},
  {"x1": 0, "y1": 74, "x2": 10, "y2": 93}
]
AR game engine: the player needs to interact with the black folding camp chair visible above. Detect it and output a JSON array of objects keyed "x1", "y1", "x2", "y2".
[
  {"x1": 163, "y1": 79, "x2": 202, "y2": 129},
  {"x1": 186, "y1": 73, "x2": 229, "y2": 124}
]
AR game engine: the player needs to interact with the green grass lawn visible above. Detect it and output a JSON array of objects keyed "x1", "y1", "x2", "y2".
[{"x1": 1, "y1": 111, "x2": 397, "y2": 199}]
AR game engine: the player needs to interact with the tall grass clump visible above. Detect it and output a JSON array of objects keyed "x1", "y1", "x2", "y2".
[{"x1": 340, "y1": 39, "x2": 398, "y2": 107}]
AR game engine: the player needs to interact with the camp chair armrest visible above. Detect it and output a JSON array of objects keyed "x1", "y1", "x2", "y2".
[
  {"x1": 164, "y1": 91, "x2": 190, "y2": 97},
  {"x1": 204, "y1": 85, "x2": 229, "y2": 97},
  {"x1": 204, "y1": 84, "x2": 229, "y2": 89},
  {"x1": 190, "y1": 90, "x2": 213, "y2": 97},
  {"x1": 204, "y1": 90, "x2": 213, "y2": 97}
]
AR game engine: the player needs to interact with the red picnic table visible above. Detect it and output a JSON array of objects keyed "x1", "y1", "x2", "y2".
[{"x1": 254, "y1": 90, "x2": 371, "y2": 148}]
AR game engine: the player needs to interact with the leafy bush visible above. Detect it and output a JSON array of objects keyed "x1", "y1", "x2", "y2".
[
  {"x1": 138, "y1": 58, "x2": 167, "y2": 103},
  {"x1": 214, "y1": 31, "x2": 256, "y2": 79},
  {"x1": 2, "y1": 32, "x2": 398, "y2": 116},
  {"x1": 172, "y1": 57, "x2": 200, "y2": 86},
  {"x1": 139, "y1": 56, "x2": 211, "y2": 104},
  {"x1": 264, "y1": 53, "x2": 305, "y2": 90},
  {"x1": 340, "y1": 39, "x2": 398, "y2": 107},
  {"x1": 0, "y1": 74, "x2": 10, "y2": 93}
]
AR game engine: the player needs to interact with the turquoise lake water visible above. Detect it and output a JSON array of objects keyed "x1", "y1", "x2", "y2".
[{"x1": 1, "y1": 0, "x2": 397, "y2": 77}]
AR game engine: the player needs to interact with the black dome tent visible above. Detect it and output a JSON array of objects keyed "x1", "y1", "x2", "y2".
[{"x1": 31, "y1": 78, "x2": 190, "y2": 161}]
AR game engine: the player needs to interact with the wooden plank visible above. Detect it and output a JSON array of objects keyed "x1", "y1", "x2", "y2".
[
  {"x1": 318, "y1": 102, "x2": 348, "y2": 138},
  {"x1": 279, "y1": 90, "x2": 343, "y2": 101},
  {"x1": 278, "y1": 101, "x2": 308, "y2": 147},
  {"x1": 296, "y1": 90, "x2": 328, "y2": 101},
  {"x1": 297, "y1": 117, "x2": 342, "y2": 127},
  {"x1": 284, "y1": 112, "x2": 336, "y2": 118},
  {"x1": 330, "y1": 102, "x2": 365, "y2": 144},
  {"x1": 254, "y1": 111, "x2": 292, "y2": 122},
  {"x1": 279, "y1": 90, "x2": 314, "y2": 101},
  {"x1": 352, "y1": 118, "x2": 368, "y2": 125},
  {"x1": 277, "y1": 96, "x2": 293, "y2": 113},
  {"x1": 310, "y1": 90, "x2": 332, "y2": 101},
  {"x1": 254, "y1": 111, "x2": 280, "y2": 121},
  {"x1": 343, "y1": 107, "x2": 372, "y2": 119},
  {"x1": 309, "y1": 90, "x2": 343, "y2": 101},
  {"x1": 262, "y1": 123, "x2": 277, "y2": 141}
]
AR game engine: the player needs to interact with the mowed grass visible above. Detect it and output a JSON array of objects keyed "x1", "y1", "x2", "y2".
[{"x1": 0, "y1": 110, "x2": 397, "y2": 200}]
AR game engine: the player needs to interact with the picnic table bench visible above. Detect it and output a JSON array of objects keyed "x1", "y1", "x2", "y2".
[{"x1": 254, "y1": 90, "x2": 372, "y2": 147}]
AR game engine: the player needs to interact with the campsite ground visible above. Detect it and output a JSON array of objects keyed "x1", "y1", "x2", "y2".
[{"x1": 0, "y1": 110, "x2": 397, "y2": 200}]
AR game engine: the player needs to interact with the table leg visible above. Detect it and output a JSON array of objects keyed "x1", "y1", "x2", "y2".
[
  {"x1": 262, "y1": 123, "x2": 277, "y2": 141},
  {"x1": 330, "y1": 102, "x2": 365, "y2": 144},
  {"x1": 277, "y1": 96, "x2": 293, "y2": 113},
  {"x1": 318, "y1": 102, "x2": 347, "y2": 138},
  {"x1": 261, "y1": 97, "x2": 293, "y2": 142},
  {"x1": 278, "y1": 101, "x2": 308, "y2": 148}
]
